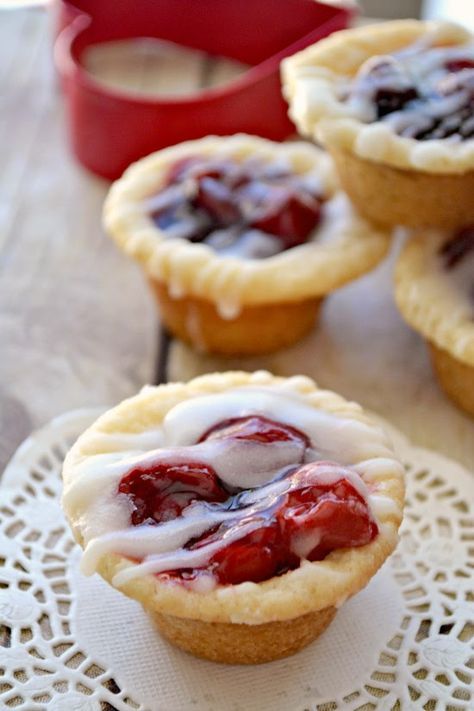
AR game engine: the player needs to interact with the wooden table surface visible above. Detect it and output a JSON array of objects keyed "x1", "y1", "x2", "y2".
[
  {"x1": 1, "y1": 7, "x2": 473, "y2": 481},
  {"x1": 0, "y1": 6, "x2": 242, "y2": 474}
]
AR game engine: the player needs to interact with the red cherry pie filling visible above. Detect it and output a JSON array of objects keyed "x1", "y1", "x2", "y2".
[
  {"x1": 146, "y1": 156, "x2": 324, "y2": 258},
  {"x1": 347, "y1": 44, "x2": 474, "y2": 140},
  {"x1": 117, "y1": 415, "x2": 378, "y2": 588}
]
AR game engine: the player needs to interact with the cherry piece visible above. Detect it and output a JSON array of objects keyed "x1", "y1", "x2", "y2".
[
  {"x1": 250, "y1": 192, "x2": 321, "y2": 249},
  {"x1": 118, "y1": 460, "x2": 228, "y2": 526},
  {"x1": 199, "y1": 415, "x2": 310, "y2": 448},
  {"x1": 154, "y1": 207, "x2": 181, "y2": 231},
  {"x1": 440, "y1": 225, "x2": 474, "y2": 268},
  {"x1": 445, "y1": 58, "x2": 474, "y2": 73},
  {"x1": 374, "y1": 86, "x2": 419, "y2": 118},
  {"x1": 356, "y1": 56, "x2": 419, "y2": 118},
  {"x1": 279, "y1": 463, "x2": 378, "y2": 561},
  {"x1": 195, "y1": 519, "x2": 293, "y2": 585},
  {"x1": 193, "y1": 177, "x2": 240, "y2": 224}
]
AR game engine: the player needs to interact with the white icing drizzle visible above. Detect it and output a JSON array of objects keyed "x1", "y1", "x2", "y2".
[
  {"x1": 368, "y1": 494, "x2": 401, "y2": 520},
  {"x1": 82, "y1": 428, "x2": 164, "y2": 453},
  {"x1": 215, "y1": 299, "x2": 242, "y2": 321},
  {"x1": 346, "y1": 41, "x2": 474, "y2": 139},
  {"x1": 162, "y1": 387, "x2": 392, "y2": 464},
  {"x1": 67, "y1": 386, "x2": 399, "y2": 587},
  {"x1": 82, "y1": 479, "x2": 289, "y2": 577},
  {"x1": 206, "y1": 229, "x2": 285, "y2": 261},
  {"x1": 82, "y1": 464, "x2": 373, "y2": 587},
  {"x1": 65, "y1": 437, "x2": 305, "y2": 517},
  {"x1": 144, "y1": 152, "x2": 325, "y2": 263}
]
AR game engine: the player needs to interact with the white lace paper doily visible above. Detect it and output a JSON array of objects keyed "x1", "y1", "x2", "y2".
[{"x1": 0, "y1": 409, "x2": 473, "y2": 711}]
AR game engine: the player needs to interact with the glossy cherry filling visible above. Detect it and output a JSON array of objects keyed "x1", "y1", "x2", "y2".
[
  {"x1": 117, "y1": 416, "x2": 378, "y2": 586},
  {"x1": 118, "y1": 461, "x2": 228, "y2": 525},
  {"x1": 148, "y1": 156, "x2": 323, "y2": 257},
  {"x1": 350, "y1": 49, "x2": 474, "y2": 140},
  {"x1": 199, "y1": 414, "x2": 310, "y2": 448},
  {"x1": 278, "y1": 466, "x2": 378, "y2": 562}
]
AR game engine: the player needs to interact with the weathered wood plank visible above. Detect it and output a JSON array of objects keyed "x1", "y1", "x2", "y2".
[{"x1": 0, "y1": 10, "x2": 157, "y2": 473}]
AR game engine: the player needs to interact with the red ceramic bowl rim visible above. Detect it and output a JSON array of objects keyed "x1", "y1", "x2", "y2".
[{"x1": 54, "y1": 6, "x2": 355, "y2": 107}]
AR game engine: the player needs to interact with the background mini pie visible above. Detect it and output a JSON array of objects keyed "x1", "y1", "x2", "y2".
[
  {"x1": 103, "y1": 134, "x2": 390, "y2": 355},
  {"x1": 62, "y1": 370, "x2": 405, "y2": 664},
  {"x1": 395, "y1": 227, "x2": 474, "y2": 416},
  {"x1": 282, "y1": 20, "x2": 474, "y2": 230}
]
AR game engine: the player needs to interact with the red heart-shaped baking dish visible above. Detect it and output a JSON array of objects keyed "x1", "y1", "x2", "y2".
[{"x1": 55, "y1": 0, "x2": 353, "y2": 180}]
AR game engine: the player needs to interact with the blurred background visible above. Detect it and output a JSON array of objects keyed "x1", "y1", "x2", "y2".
[{"x1": 1, "y1": 0, "x2": 474, "y2": 25}]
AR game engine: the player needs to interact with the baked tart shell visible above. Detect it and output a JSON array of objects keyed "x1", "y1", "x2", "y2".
[
  {"x1": 330, "y1": 147, "x2": 474, "y2": 231},
  {"x1": 150, "y1": 279, "x2": 323, "y2": 355},
  {"x1": 150, "y1": 606, "x2": 337, "y2": 665},
  {"x1": 63, "y1": 371, "x2": 404, "y2": 664}
]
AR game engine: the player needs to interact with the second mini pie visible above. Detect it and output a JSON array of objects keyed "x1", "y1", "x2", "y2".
[
  {"x1": 396, "y1": 227, "x2": 474, "y2": 416},
  {"x1": 282, "y1": 20, "x2": 474, "y2": 230},
  {"x1": 103, "y1": 134, "x2": 389, "y2": 355}
]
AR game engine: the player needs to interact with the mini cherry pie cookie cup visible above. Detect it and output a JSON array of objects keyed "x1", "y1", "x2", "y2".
[
  {"x1": 282, "y1": 21, "x2": 474, "y2": 230},
  {"x1": 103, "y1": 134, "x2": 389, "y2": 356},
  {"x1": 395, "y1": 229, "x2": 474, "y2": 416},
  {"x1": 62, "y1": 371, "x2": 404, "y2": 664}
]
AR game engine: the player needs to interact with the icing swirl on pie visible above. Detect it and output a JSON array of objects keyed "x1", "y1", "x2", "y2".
[
  {"x1": 66, "y1": 385, "x2": 400, "y2": 591},
  {"x1": 346, "y1": 41, "x2": 474, "y2": 141},
  {"x1": 144, "y1": 155, "x2": 324, "y2": 259}
]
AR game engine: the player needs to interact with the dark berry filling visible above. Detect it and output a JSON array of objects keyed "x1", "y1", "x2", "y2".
[
  {"x1": 148, "y1": 156, "x2": 323, "y2": 257},
  {"x1": 117, "y1": 417, "x2": 378, "y2": 586},
  {"x1": 375, "y1": 85, "x2": 419, "y2": 119},
  {"x1": 349, "y1": 47, "x2": 474, "y2": 141},
  {"x1": 440, "y1": 225, "x2": 474, "y2": 268}
]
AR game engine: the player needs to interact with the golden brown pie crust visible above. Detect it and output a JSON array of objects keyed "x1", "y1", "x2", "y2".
[
  {"x1": 396, "y1": 233, "x2": 474, "y2": 415},
  {"x1": 150, "y1": 605, "x2": 337, "y2": 664},
  {"x1": 329, "y1": 147, "x2": 474, "y2": 231},
  {"x1": 149, "y1": 279, "x2": 323, "y2": 355},
  {"x1": 429, "y1": 343, "x2": 474, "y2": 416}
]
